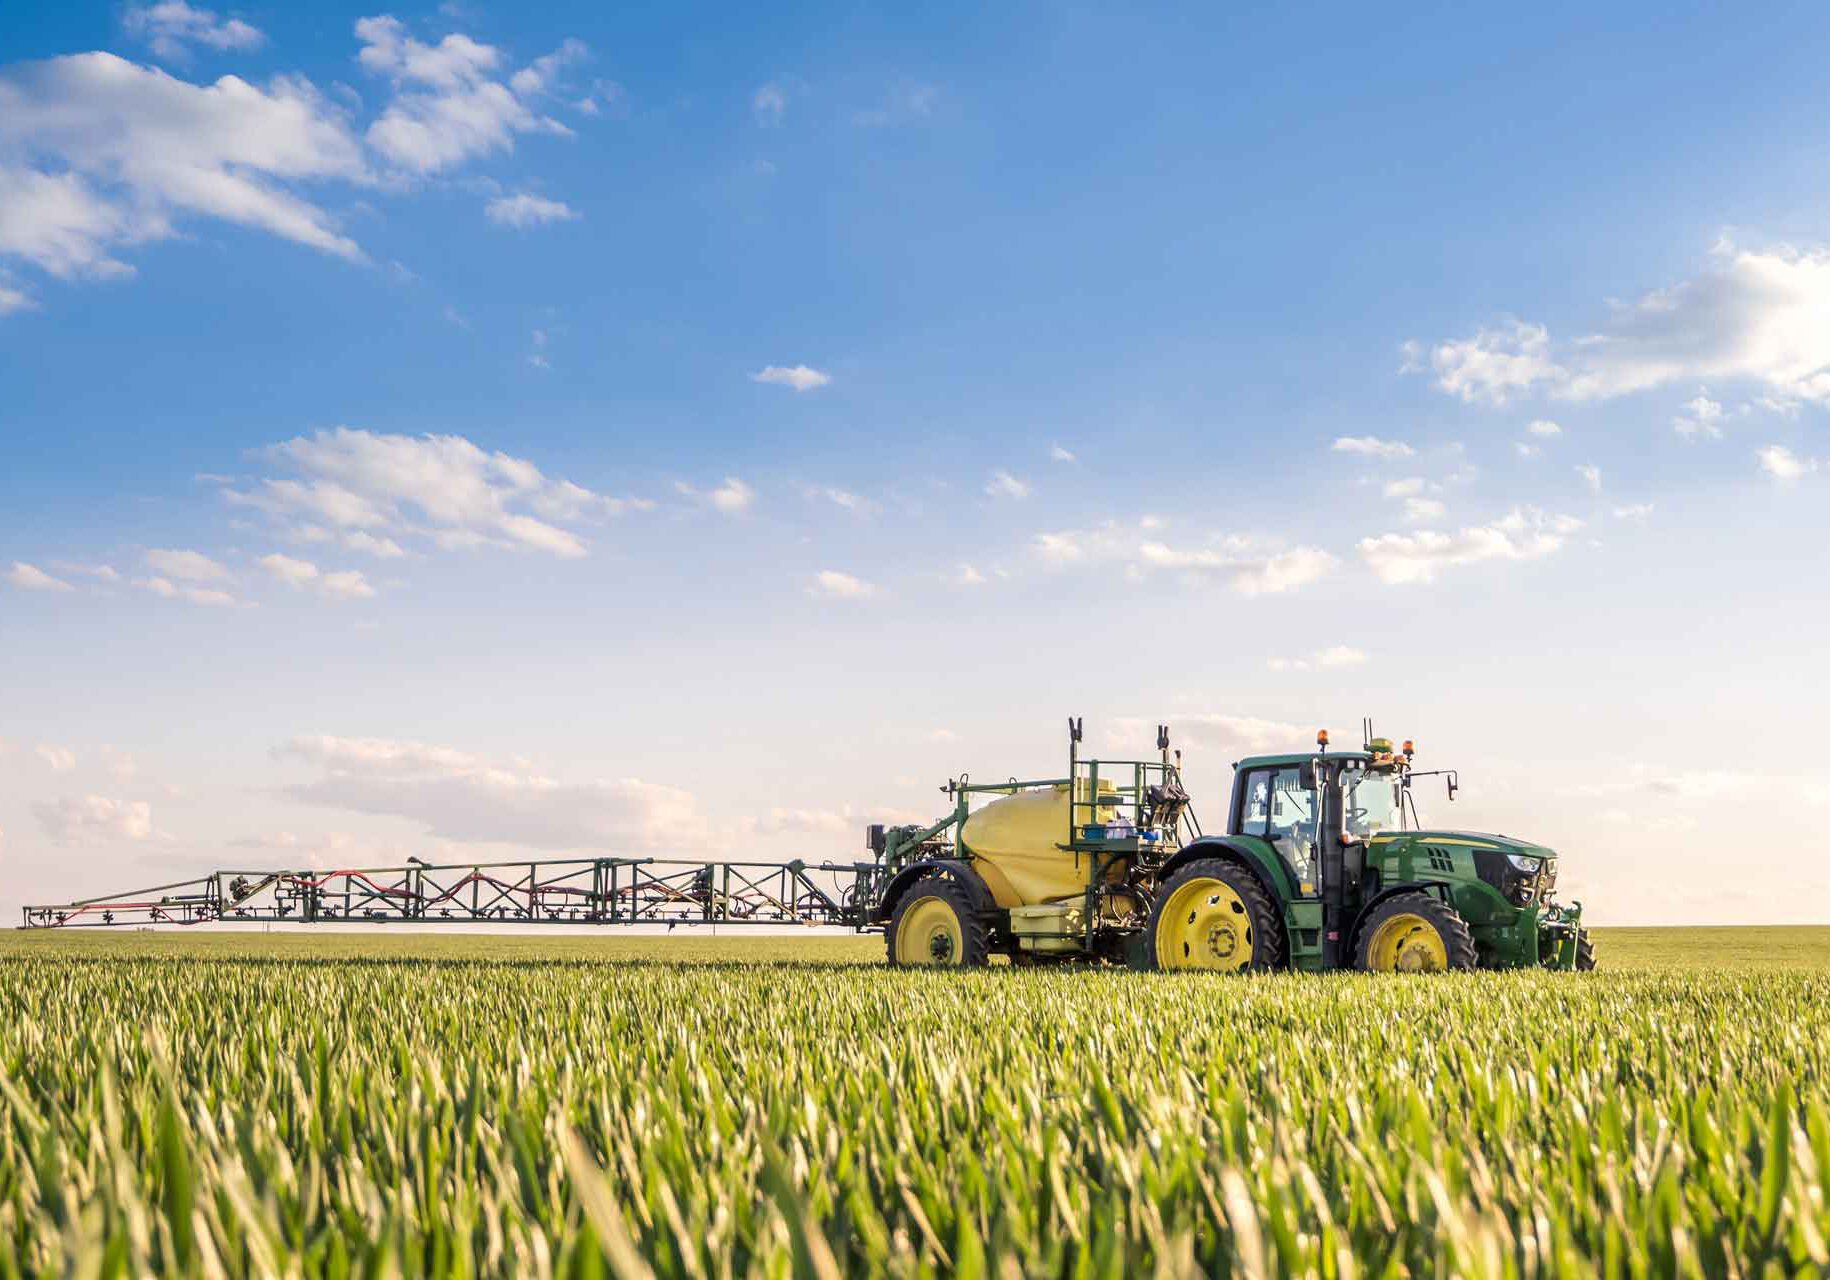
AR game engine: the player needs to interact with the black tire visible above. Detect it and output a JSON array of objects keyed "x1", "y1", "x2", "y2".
[
  {"x1": 1575, "y1": 929, "x2": 1597, "y2": 971},
  {"x1": 885, "y1": 877, "x2": 991, "y2": 967},
  {"x1": 1145, "y1": 857, "x2": 1287, "y2": 971},
  {"x1": 1354, "y1": 892, "x2": 1477, "y2": 972}
]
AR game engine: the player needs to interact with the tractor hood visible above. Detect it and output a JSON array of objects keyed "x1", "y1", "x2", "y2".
[{"x1": 1379, "y1": 830, "x2": 1557, "y2": 859}]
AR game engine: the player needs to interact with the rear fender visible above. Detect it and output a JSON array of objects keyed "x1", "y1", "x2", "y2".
[
  {"x1": 1159, "y1": 836, "x2": 1293, "y2": 908},
  {"x1": 873, "y1": 859, "x2": 998, "y2": 924}
]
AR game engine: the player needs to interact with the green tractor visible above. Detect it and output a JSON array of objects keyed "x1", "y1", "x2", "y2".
[{"x1": 869, "y1": 719, "x2": 1593, "y2": 972}]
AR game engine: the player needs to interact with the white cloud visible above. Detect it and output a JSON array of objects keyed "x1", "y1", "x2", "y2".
[
  {"x1": 100, "y1": 746, "x2": 139, "y2": 779},
  {"x1": 52, "y1": 561, "x2": 120, "y2": 581},
  {"x1": 1137, "y1": 540, "x2": 1337, "y2": 596},
  {"x1": 342, "y1": 531, "x2": 406, "y2": 558},
  {"x1": 135, "y1": 576, "x2": 234, "y2": 605},
  {"x1": 1755, "y1": 445, "x2": 1817, "y2": 483},
  {"x1": 35, "y1": 744, "x2": 77, "y2": 771},
  {"x1": 276, "y1": 734, "x2": 719, "y2": 852},
  {"x1": 1527, "y1": 420, "x2": 1562, "y2": 438},
  {"x1": 752, "y1": 81, "x2": 786, "y2": 125},
  {"x1": 1050, "y1": 443, "x2": 1077, "y2": 463},
  {"x1": 1403, "y1": 497, "x2": 1446, "y2": 524},
  {"x1": 257, "y1": 552, "x2": 374, "y2": 599},
  {"x1": 807, "y1": 569, "x2": 875, "y2": 599},
  {"x1": 1357, "y1": 507, "x2": 1583, "y2": 585},
  {"x1": 807, "y1": 486, "x2": 869, "y2": 512},
  {"x1": 1673, "y1": 389, "x2": 1725, "y2": 439},
  {"x1": 985, "y1": 470, "x2": 1030, "y2": 500},
  {"x1": 5, "y1": 561, "x2": 73, "y2": 592},
  {"x1": 751, "y1": 364, "x2": 831, "y2": 392},
  {"x1": 509, "y1": 38, "x2": 588, "y2": 98},
  {"x1": 953, "y1": 563, "x2": 987, "y2": 586},
  {"x1": 0, "y1": 52, "x2": 368, "y2": 282},
  {"x1": 33, "y1": 794, "x2": 156, "y2": 843},
  {"x1": 356, "y1": 17, "x2": 579, "y2": 175},
  {"x1": 1612, "y1": 503, "x2": 1654, "y2": 520},
  {"x1": 1425, "y1": 320, "x2": 1559, "y2": 405},
  {"x1": 227, "y1": 427, "x2": 644, "y2": 557},
  {"x1": 1576, "y1": 463, "x2": 1602, "y2": 494},
  {"x1": 485, "y1": 192, "x2": 578, "y2": 228},
  {"x1": 1381, "y1": 477, "x2": 1424, "y2": 498},
  {"x1": 1418, "y1": 243, "x2": 1830, "y2": 405},
  {"x1": 744, "y1": 807, "x2": 850, "y2": 836},
  {"x1": 709, "y1": 478, "x2": 753, "y2": 512},
  {"x1": 1267, "y1": 645, "x2": 1368, "y2": 673},
  {"x1": 1032, "y1": 521, "x2": 1333, "y2": 595},
  {"x1": 146, "y1": 547, "x2": 228, "y2": 580},
  {"x1": 320, "y1": 569, "x2": 376, "y2": 599},
  {"x1": 1514, "y1": 442, "x2": 1540, "y2": 458},
  {"x1": 121, "y1": 2, "x2": 264, "y2": 61},
  {"x1": 1332, "y1": 436, "x2": 1414, "y2": 459},
  {"x1": 0, "y1": 282, "x2": 36, "y2": 313}
]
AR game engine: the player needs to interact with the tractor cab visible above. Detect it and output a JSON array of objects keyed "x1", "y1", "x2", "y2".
[
  {"x1": 1228, "y1": 733, "x2": 1413, "y2": 897},
  {"x1": 1206, "y1": 728, "x2": 1587, "y2": 970}
]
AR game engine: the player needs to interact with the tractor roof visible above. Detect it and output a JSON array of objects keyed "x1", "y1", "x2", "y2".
[{"x1": 1235, "y1": 750, "x2": 1374, "y2": 769}]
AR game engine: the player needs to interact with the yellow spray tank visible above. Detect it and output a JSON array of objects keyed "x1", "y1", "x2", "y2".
[{"x1": 958, "y1": 777, "x2": 1121, "y2": 907}]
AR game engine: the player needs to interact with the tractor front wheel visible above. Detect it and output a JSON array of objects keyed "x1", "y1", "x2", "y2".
[
  {"x1": 1146, "y1": 858, "x2": 1286, "y2": 972},
  {"x1": 1575, "y1": 929, "x2": 1597, "y2": 971},
  {"x1": 1355, "y1": 893, "x2": 1477, "y2": 973},
  {"x1": 886, "y1": 878, "x2": 990, "y2": 968}
]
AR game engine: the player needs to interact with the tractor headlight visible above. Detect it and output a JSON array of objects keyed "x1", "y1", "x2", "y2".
[
  {"x1": 1474, "y1": 849, "x2": 1547, "y2": 908},
  {"x1": 1502, "y1": 855, "x2": 1541, "y2": 905}
]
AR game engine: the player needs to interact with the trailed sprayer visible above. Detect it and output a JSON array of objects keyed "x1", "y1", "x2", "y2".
[
  {"x1": 872, "y1": 720, "x2": 1591, "y2": 971},
  {"x1": 22, "y1": 720, "x2": 1592, "y2": 972}
]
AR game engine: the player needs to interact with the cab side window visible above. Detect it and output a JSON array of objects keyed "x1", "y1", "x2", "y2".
[{"x1": 1239, "y1": 770, "x2": 1274, "y2": 835}]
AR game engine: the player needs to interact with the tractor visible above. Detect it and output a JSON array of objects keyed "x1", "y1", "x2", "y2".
[{"x1": 869, "y1": 719, "x2": 1593, "y2": 972}]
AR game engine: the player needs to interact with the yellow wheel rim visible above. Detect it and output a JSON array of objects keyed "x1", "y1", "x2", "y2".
[
  {"x1": 1365, "y1": 912, "x2": 1449, "y2": 972},
  {"x1": 1155, "y1": 877, "x2": 1255, "y2": 970},
  {"x1": 894, "y1": 895, "x2": 964, "y2": 965}
]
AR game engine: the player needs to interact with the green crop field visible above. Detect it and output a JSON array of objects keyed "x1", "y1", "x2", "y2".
[{"x1": 3, "y1": 927, "x2": 1829, "y2": 1276}]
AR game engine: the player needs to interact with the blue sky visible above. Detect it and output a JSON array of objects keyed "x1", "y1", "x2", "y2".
[{"x1": 3, "y1": 1, "x2": 1828, "y2": 925}]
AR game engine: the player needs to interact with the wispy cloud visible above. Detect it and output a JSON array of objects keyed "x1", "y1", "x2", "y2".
[
  {"x1": 985, "y1": 470, "x2": 1030, "y2": 500},
  {"x1": 120, "y1": 2, "x2": 263, "y2": 61},
  {"x1": 1332, "y1": 436, "x2": 1414, "y2": 459},
  {"x1": 751, "y1": 364, "x2": 831, "y2": 392},
  {"x1": 4, "y1": 561, "x2": 73, "y2": 592},
  {"x1": 1035, "y1": 520, "x2": 1336, "y2": 596},
  {"x1": 1267, "y1": 645, "x2": 1368, "y2": 672},
  {"x1": 677, "y1": 476, "x2": 755, "y2": 513},
  {"x1": 807, "y1": 569, "x2": 875, "y2": 599},
  {"x1": 257, "y1": 553, "x2": 376, "y2": 599},
  {"x1": 1358, "y1": 508, "x2": 1582, "y2": 584},
  {"x1": 752, "y1": 81, "x2": 787, "y2": 125},
  {"x1": 1755, "y1": 444, "x2": 1817, "y2": 483},
  {"x1": 226, "y1": 427, "x2": 649, "y2": 558},
  {"x1": 485, "y1": 192, "x2": 579, "y2": 228}
]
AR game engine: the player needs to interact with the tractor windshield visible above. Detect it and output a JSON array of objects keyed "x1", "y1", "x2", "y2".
[{"x1": 1344, "y1": 767, "x2": 1404, "y2": 836}]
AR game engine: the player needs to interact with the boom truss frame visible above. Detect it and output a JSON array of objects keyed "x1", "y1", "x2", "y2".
[{"x1": 20, "y1": 855, "x2": 886, "y2": 930}]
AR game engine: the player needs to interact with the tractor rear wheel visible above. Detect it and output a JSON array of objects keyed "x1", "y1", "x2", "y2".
[
  {"x1": 1355, "y1": 893, "x2": 1477, "y2": 973},
  {"x1": 1575, "y1": 929, "x2": 1597, "y2": 971},
  {"x1": 886, "y1": 878, "x2": 990, "y2": 967},
  {"x1": 1146, "y1": 858, "x2": 1286, "y2": 972}
]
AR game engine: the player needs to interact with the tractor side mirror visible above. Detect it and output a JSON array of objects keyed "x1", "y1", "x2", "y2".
[{"x1": 1448, "y1": 772, "x2": 1460, "y2": 801}]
